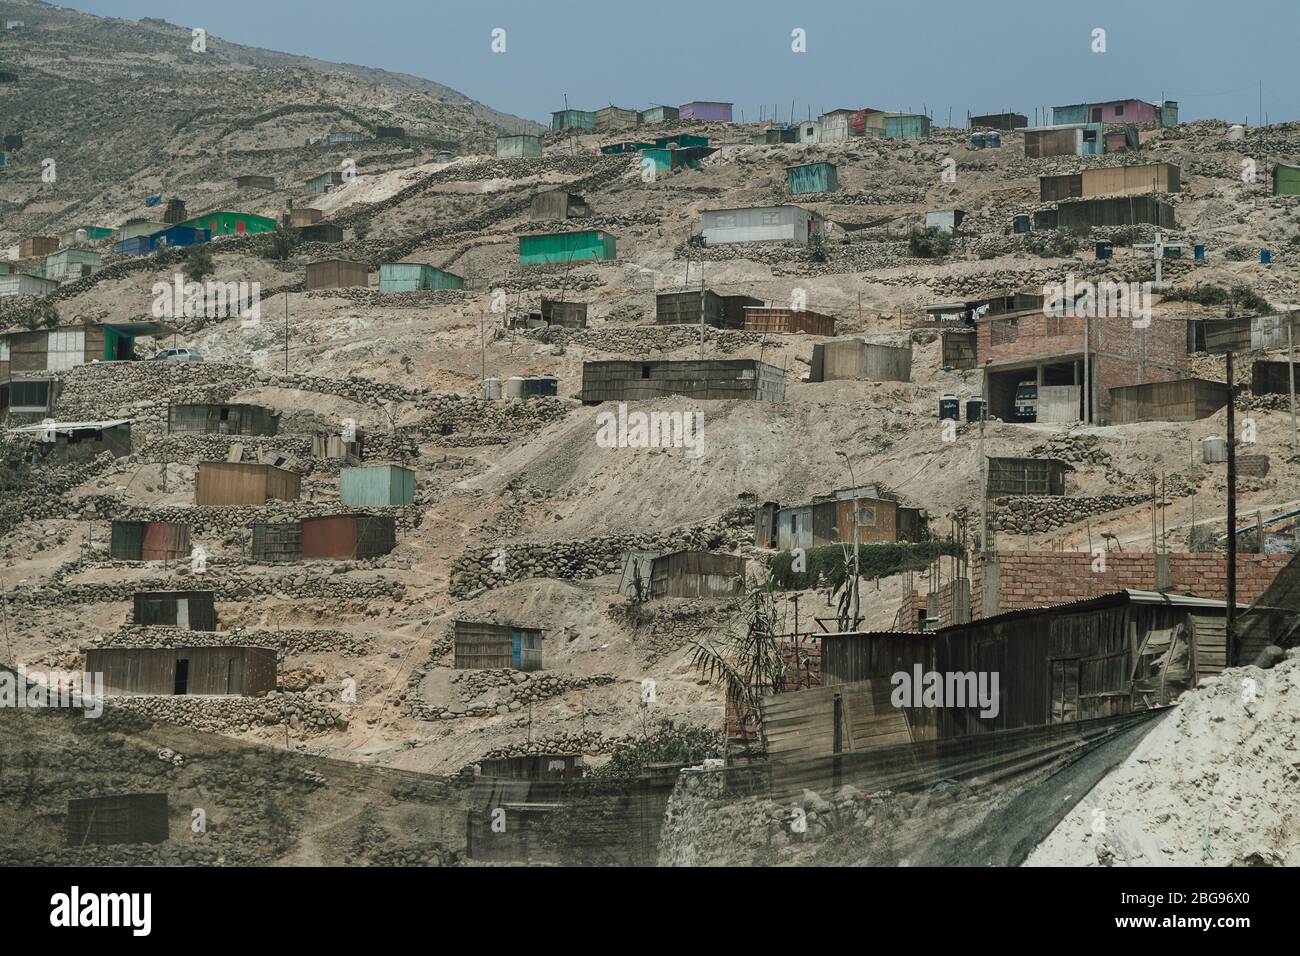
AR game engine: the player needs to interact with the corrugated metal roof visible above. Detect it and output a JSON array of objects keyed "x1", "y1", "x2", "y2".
[{"x1": 10, "y1": 418, "x2": 131, "y2": 434}]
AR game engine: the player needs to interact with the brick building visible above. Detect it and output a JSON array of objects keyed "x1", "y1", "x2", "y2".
[{"x1": 977, "y1": 313, "x2": 1190, "y2": 424}]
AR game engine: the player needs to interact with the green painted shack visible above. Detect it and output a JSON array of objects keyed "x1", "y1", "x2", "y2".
[
  {"x1": 177, "y1": 211, "x2": 277, "y2": 237},
  {"x1": 653, "y1": 134, "x2": 708, "y2": 149},
  {"x1": 1273, "y1": 164, "x2": 1300, "y2": 196},
  {"x1": 519, "y1": 230, "x2": 616, "y2": 266},
  {"x1": 340, "y1": 464, "x2": 415, "y2": 507},
  {"x1": 43, "y1": 248, "x2": 102, "y2": 281},
  {"x1": 599, "y1": 141, "x2": 655, "y2": 155},
  {"x1": 786, "y1": 161, "x2": 838, "y2": 195},
  {"x1": 379, "y1": 263, "x2": 465, "y2": 292},
  {"x1": 883, "y1": 113, "x2": 932, "y2": 140},
  {"x1": 551, "y1": 109, "x2": 596, "y2": 132}
]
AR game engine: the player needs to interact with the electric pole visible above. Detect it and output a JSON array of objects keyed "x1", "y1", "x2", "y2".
[{"x1": 1226, "y1": 350, "x2": 1238, "y2": 666}]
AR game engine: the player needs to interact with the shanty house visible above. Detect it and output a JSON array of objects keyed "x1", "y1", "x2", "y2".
[
  {"x1": 741, "y1": 306, "x2": 835, "y2": 335},
  {"x1": 985, "y1": 457, "x2": 1073, "y2": 497},
  {"x1": 305, "y1": 258, "x2": 368, "y2": 290},
  {"x1": 1108, "y1": 378, "x2": 1231, "y2": 424},
  {"x1": 579, "y1": 359, "x2": 786, "y2": 404},
  {"x1": 882, "y1": 113, "x2": 931, "y2": 139},
  {"x1": 648, "y1": 551, "x2": 745, "y2": 599},
  {"x1": 1046, "y1": 196, "x2": 1175, "y2": 230},
  {"x1": 9, "y1": 418, "x2": 132, "y2": 463},
  {"x1": 786, "y1": 162, "x2": 838, "y2": 195},
  {"x1": 1053, "y1": 99, "x2": 1178, "y2": 128},
  {"x1": 168, "y1": 402, "x2": 279, "y2": 436},
  {"x1": 131, "y1": 591, "x2": 217, "y2": 630},
  {"x1": 340, "y1": 464, "x2": 415, "y2": 507},
  {"x1": 640, "y1": 147, "x2": 716, "y2": 173},
  {"x1": 654, "y1": 289, "x2": 761, "y2": 329},
  {"x1": 518, "y1": 230, "x2": 615, "y2": 266},
  {"x1": 235, "y1": 175, "x2": 276, "y2": 190},
  {"x1": 87, "y1": 646, "x2": 277, "y2": 697},
  {"x1": 454, "y1": 620, "x2": 543, "y2": 671},
  {"x1": 195, "y1": 462, "x2": 301, "y2": 506},
  {"x1": 551, "y1": 109, "x2": 596, "y2": 132},
  {"x1": 700, "y1": 205, "x2": 826, "y2": 245},
  {"x1": 1024, "y1": 123, "x2": 1103, "y2": 157},
  {"x1": 297, "y1": 223, "x2": 344, "y2": 243},
  {"x1": 301, "y1": 513, "x2": 396, "y2": 560},
  {"x1": 639, "y1": 105, "x2": 680, "y2": 124},
  {"x1": 19, "y1": 236, "x2": 58, "y2": 258},
  {"x1": 775, "y1": 494, "x2": 900, "y2": 549},
  {"x1": 530, "y1": 190, "x2": 590, "y2": 220},
  {"x1": 1273, "y1": 164, "x2": 1300, "y2": 196},
  {"x1": 969, "y1": 112, "x2": 1027, "y2": 130},
  {"x1": 66, "y1": 794, "x2": 169, "y2": 847},
  {"x1": 379, "y1": 262, "x2": 464, "y2": 292},
  {"x1": 678, "y1": 101, "x2": 733, "y2": 122},
  {"x1": 496, "y1": 134, "x2": 541, "y2": 158},
  {"x1": 1039, "y1": 163, "x2": 1180, "y2": 202},
  {"x1": 43, "y1": 248, "x2": 101, "y2": 282},
  {"x1": 148, "y1": 225, "x2": 210, "y2": 251},
  {"x1": 110, "y1": 521, "x2": 190, "y2": 561},
  {"x1": 809, "y1": 339, "x2": 912, "y2": 382},
  {"x1": 595, "y1": 106, "x2": 639, "y2": 130},
  {"x1": 0, "y1": 273, "x2": 58, "y2": 297},
  {"x1": 290, "y1": 208, "x2": 323, "y2": 228},
  {"x1": 925, "y1": 209, "x2": 965, "y2": 234},
  {"x1": 540, "y1": 298, "x2": 587, "y2": 329},
  {"x1": 304, "y1": 171, "x2": 345, "y2": 194},
  {"x1": 176, "y1": 211, "x2": 276, "y2": 237}
]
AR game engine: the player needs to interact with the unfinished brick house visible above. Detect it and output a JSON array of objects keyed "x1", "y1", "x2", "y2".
[{"x1": 977, "y1": 313, "x2": 1190, "y2": 424}]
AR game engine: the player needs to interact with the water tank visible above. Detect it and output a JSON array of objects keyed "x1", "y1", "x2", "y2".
[
  {"x1": 984, "y1": 131, "x2": 1002, "y2": 148},
  {"x1": 968, "y1": 132, "x2": 985, "y2": 149},
  {"x1": 504, "y1": 376, "x2": 526, "y2": 400},
  {"x1": 1260, "y1": 249, "x2": 1271, "y2": 265},
  {"x1": 1194, "y1": 244, "x2": 1205, "y2": 260},
  {"x1": 939, "y1": 395, "x2": 960, "y2": 421},
  {"x1": 1012, "y1": 214, "x2": 1030, "y2": 234},
  {"x1": 481, "y1": 377, "x2": 501, "y2": 400},
  {"x1": 1202, "y1": 436, "x2": 1227, "y2": 463},
  {"x1": 1095, "y1": 240, "x2": 1113, "y2": 260},
  {"x1": 965, "y1": 398, "x2": 987, "y2": 422},
  {"x1": 1226, "y1": 125, "x2": 1246, "y2": 142}
]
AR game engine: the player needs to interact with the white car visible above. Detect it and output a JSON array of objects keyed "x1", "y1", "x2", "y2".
[{"x1": 151, "y1": 347, "x2": 204, "y2": 363}]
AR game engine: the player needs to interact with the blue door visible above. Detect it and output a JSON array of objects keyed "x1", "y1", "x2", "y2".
[{"x1": 511, "y1": 632, "x2": 521, "y2": 668}]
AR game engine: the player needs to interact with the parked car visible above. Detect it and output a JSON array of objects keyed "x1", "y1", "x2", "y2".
[{"x1": 150, "y1": 348, "x2": 203, "y2": 362}]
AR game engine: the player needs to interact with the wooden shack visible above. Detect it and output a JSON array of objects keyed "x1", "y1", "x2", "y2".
[
  {"x1": 235, "y1": 175, "x2": 276, "y2": 190},
  {"x1": 85, "y1": 645, "x2": 277, "y2": 696},
  {"x1": 579, "y1": 359, "x2": 786, "y2": 404},
  {"x1": 250, "y1": 522, "x2": 302, "y2": 563},
  {"x1": 985, "y1": 457, "x2": 1073, "y2": 497},
  {"x1": 66, "y1": 793, "x2": 169, "y2": 847},
  {"x1": 9, "y1": 418, "x2": 133, "y2": 464},
  {"x1": 941, "y1": 328, "x2": 977, "y2": 369},
  {"x1": 540, "y1": 298, "x2": 587, "y2": 329},
  {"x1": 131, "y1": 591, "x2": 217, "y2": 630},
  {"x1": 168, "y1": 403, "x2": 280, "y2": 437},
  {"x1": 478, "y1": 755, "x2": 586, "y2": 781},
  {"x1": 741, "y1": 306, "x2": 835, "y2": 336},
  {"x1": 304, "y1": 258, "x2": 368, "y2": 290},
  {"x1": 811, "y1": 590, "x2": 1233, "y2": 743},
  {"x1": 775, "y1": 495, "x2": 900, "y2": 549},
  {"x1": 530, "y1": 190, "x2": 590, "y2": 220},
  {"x1": 1251, "y1": 360, "x2": 1298, "y2": 396},
  {"x1": 648, "y1": 551, "x2": 745, "y2": 599},
  {"x1": 1108, "y1": 378, "x2": 1230, "y2": 424},
  {"x1": 453, "y1": 620, "x2": 543, "y2": 671},
  {"x1": 195, "y1": 462, "x2": 300, "y2": 506},
  {"x1": 110, "y1": 521, "x2": 190, "y2": 561},
  {"x1": 654, "y1": 290, "x2": 762, "y2": 330},
  {"x1": 810, "y1": 339, "x2": 912, "y2": 382},
  {"x1": 300, "y1": 513, "x2": 396, "y2": 560}
]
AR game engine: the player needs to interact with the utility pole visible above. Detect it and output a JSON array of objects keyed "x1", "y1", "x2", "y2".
[
  {"x1": 1226, "y1": 350, "x2": 1238, "y2": 666},
  {"x1": 980, "y1": 361, "x2": 990, "y2": 551},
  {"x1": 1288, "y1": 310, "x2": 1298, "y2": 447},
  {"x1": 837, "y1": 452, "x2": 860, "y2": 630},
  {"x1": 284, "y1": 291, "x2": 289, "y2": 373}
]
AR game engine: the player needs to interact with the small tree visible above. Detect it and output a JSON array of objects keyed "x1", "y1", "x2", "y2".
[
  {"x1": 908, "y1": 226, "x2": 953, "y2": 259},
  {"x1": 261, "y1": 227, "x2": 300, "y2": 262},
  {"x1": 183, "y1": 244, "x2": 214, "y2": 282}
]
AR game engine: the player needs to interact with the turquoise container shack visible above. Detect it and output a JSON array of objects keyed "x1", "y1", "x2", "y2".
[
  {"x1": 379, "y1": 263, "x2": 465, "y2": 292},
  {"x1": 340, "y1": 465, "x2": 415, "y2": 507},
  {"x1": 518, "y1": 230, "x2": 616, "y2": 266},
  {"x1": 786, "y1": 161, "x2": 839, "y2": 195}
]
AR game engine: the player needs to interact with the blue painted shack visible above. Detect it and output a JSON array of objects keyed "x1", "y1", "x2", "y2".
[
  {"x1": 379, "y1": 263, "x2": 464, "y2": 292},
  {"x1": 148, "y1": 225, "x2": 211, "y2": 252},
  {"x1": 114, "y1": 236, "x2": 151, "y2": 257},
  {"x1": 340, "y1": 464, "x2": 415, "y2": 507},
  {"x1": 883, "y1": 113, "x2": 931, "y2": 140}
]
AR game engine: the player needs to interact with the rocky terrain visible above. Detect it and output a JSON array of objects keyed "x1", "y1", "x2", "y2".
[{"x1": 1, "y1": 1, "x2": 1299, "y2": 867}]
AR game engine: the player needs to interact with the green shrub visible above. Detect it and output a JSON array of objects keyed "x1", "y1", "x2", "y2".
[{"x1": 908, "y1": 227, "x2": 953, "y2": 259}]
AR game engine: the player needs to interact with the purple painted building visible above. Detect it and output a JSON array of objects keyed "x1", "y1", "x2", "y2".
[
  {"x1": 1053, "y1": 98, "x2": 1178, "y2": 128},
  {"x1": 679, "y1": 101, "x2": 733, "y2": 123}
]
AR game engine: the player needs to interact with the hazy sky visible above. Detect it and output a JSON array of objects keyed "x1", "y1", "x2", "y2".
[{"x1": 60, "y1": 0, "x2": 1298, "y2": 126}]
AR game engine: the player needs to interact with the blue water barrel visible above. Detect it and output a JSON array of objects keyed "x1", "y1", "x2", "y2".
[
  {"x1": 969, "y1": 132, "x2": 985, "y2": 149},
  {"x1": 939, "y1": 396, "x2": 960, "y2": 421},
  {"x1": 1012, "y1": 214, "x2": 1030, "y2": 234},
  {"x1": 1194, "y1": 244, "x2": 1205, "y2": 260},
  {"x1": 1095, "y1": 240, "x2": 1113, "y2": 260},
  {"x1": 965, "y1": 399, "x2": 987, "y2": 422},
  {"x1": 1260, "y1": 249, "x2": 1272, "y2": 264},
  {"x1": 985, "y1": 131, "x2": 1002, "y2": 148}
]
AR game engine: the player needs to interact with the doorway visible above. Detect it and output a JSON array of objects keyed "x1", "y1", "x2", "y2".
[{"x1": 174, "y1": 658, "x2": 190, "y2": 695}]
